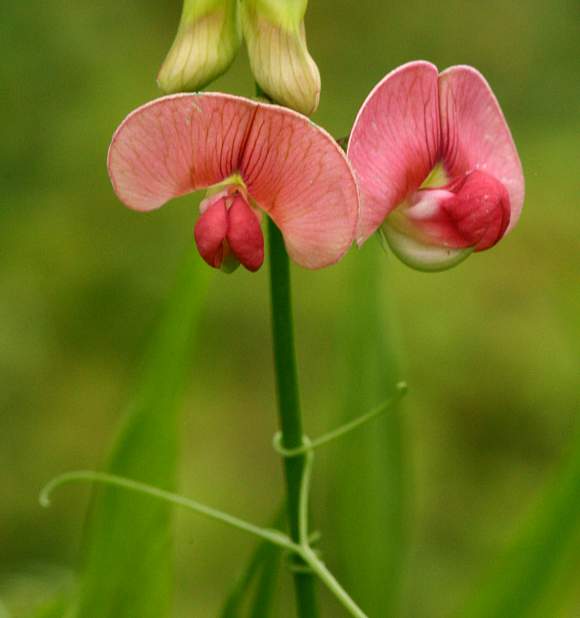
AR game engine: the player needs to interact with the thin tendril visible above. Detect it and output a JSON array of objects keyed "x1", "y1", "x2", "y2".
[
  {"x1": 274, "y1": 381, "x2": 408, "y2": 458},
  {"x1": 269, "y1": 382, "x2": 409, "y2": 617},
  {"x1": 302, "y1": 545, "x2": 368, "y2": 618},
  {"x1": 40, "y1": 376, "x2": 407, "y2": 618},
  {"x1": 289, "y1": 422, "x2": 370, "y2": 618},
  {"x1": 40, "y1": 469, "x2": 369, "y2": 617},
  {"x1": 299, "y1": 441, "x2": 314, "y2": 546},
  {"x1": 40, "y1": 471, "x2": 299, "y2": 552}
]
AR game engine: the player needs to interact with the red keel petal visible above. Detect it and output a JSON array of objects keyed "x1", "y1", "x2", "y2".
[
  {"x1": 226, "y1": 196, "x2": 265, "y2": 272},
  {"x1": 194, "y1": 197, "x2": 228, "y2": 268},
  {"x1": 444, "y1": 170, "x2": 511, "y2": 251}
]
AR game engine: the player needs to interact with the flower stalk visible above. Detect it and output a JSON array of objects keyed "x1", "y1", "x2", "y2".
[{"x1": 267, "y1": 218, "x2": 319, "y2": 617}]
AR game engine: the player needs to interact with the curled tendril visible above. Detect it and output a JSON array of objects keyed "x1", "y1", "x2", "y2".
[
  {"x1": 40, "y1": 470, "x2": 298, "y2": 552},
  {"x1": 39, "y1": 384, "x2": 407, "y2": 618},
  {"x1": 273, "y1": 381, "x2": 408, "y2": 458}
]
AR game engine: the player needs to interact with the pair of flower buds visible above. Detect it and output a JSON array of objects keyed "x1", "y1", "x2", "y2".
[{"x1": 108, "y1": 0, "x2": 524, "y2": 273}]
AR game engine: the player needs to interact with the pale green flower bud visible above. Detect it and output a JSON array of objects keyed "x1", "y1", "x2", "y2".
[
  {"x1": 240, "y1": 0, "x2": 321, "y2": 115},
  {"x1": 158, "y1": 0, "x2": 241, "y2": 93}
]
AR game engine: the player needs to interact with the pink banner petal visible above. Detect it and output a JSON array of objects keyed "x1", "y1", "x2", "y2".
[
  {"x1": 240, "y1": 105, "x2": 359, "y2": 268},
  {"x1": 348, "y1": 61, "x2": 441, "y2": 243},
  {"x1": 108, "y1": 93, "x2": 256, "y2": 212},
  {"x1": 439, "y1": 66, "x2": 524, "y2": 232}
]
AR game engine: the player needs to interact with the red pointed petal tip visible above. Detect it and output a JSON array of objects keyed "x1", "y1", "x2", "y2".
[
  {"x1": 108, "y1": 93, "x2": 358, "y2": 270},
  {"x1": 227, "y1": 195, "x2": 265, "y2": 272},
  {"x1": 348, "y1": 61, "x2": 524, "y2": 253},
  {"x1": 194, "y1": 197, "x2": 228, "y2": 268}
]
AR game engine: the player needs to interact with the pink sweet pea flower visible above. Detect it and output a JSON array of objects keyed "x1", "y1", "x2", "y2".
[
  {"x1": 108, "y1": 93, "x2": 359, "y2": 271},
  {"x1": 348, "y1": 61, "x2": 524, "y2": 271}
]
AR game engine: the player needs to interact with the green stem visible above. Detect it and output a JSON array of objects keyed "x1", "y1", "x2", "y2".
[{"x1": 268, "y1": 219, "x2": 319, "y2": 617}]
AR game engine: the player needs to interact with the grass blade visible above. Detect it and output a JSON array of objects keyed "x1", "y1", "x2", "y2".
[
  {"x1": 247, "y1": 544, "x2": 282, "y2": 618},
  {"x1": 327, "y1": 242, "x2": 407, "y2": 617},
  {"x1": 221, "y1": 509, "x2": 284, "y2": 618},
  {"x1": 460, "y1": 424, "x2": 580, "y2": 618},
  {"x1": 0, "y1": 600, "x2": 11, "y2": 618},
  {"x1": 70, "y1": 251, "x2": 208, "y2": 618},
  {"x1": 28, "y1": 597, "x2": 69, "y2": 618}
]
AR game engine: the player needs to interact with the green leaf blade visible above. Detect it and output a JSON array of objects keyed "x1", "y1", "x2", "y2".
[
  {"x1": 247, "y1": 543, "x2": 282, "y2": 618},
  {"x1": 327, "y1": 243, "x2": 408, "y2": 617},
  {"x1": 220, "y1": 508, "x2": 284, "y2": 618},
  {"x1": 460, "y1": 425, "x2": 580, "y2": 618},
  {"x1": 70, "y1": 252, "x2": 208, "y2": 618},
  {"x1": 28, "y1": 596, "x2": 69, "y2": 618}
]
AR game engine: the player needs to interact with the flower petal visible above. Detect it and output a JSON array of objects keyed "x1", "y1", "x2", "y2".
[
  {"x1": 347, "y1": 61, "x2": 441, "y2": 244},
  {"x1": 386, "y1": 170, "x2": 511, "y2": 268},
  {"x1": 444, "y1": 170, "x2": 511, "y2": 251},
  {"x1": 226, "y1": 195, "x2": 264, "y2": 272},
  {"x1": 108, "y1": 93, "x2": 257, "y2": 212},
  {"x1": 438, "y1": 65, "x2": 524, "y2": 233},
  {"x1": 108, "y1": 93, "x2": 358, "y2": 269},
  {"x1": 193, "y1": 195, "x2": 228, "y2": 268},
  {"x1": 240, "y1": 105, "x2": 359, "y2": 269},
  {"x1": 382, "y1": 221, "x2": 473, "y2": 272}
]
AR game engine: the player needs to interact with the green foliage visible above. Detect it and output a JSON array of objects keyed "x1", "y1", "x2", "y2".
[
  {"x1": 220, "y1": 541, "x2": 282, "y2": 618},
  {"x1": 327, "y1": 242, "x2": 407, "y2": 617},
  {"x1": 69, "y1": 252, "x2": 208, "y2": 618},
  {"x1": 221, "y1": 510, "x2": 284, "y2": 618},
  {"x1": 460, "y1": 426, "x2": 580, "y2": 618},
  {"x1": 0, "y1": 600, "x2": 12, "y2": 618},
  {"x1": 247, "y1": 548, "x2": 282, "y2": 618},
  {"x1": 29, "y1": 597, "x2": 68, "y2": 618}
]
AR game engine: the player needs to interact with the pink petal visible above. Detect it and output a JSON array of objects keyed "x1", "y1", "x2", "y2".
[
  {"x1": 347, "y1": 61, "x2": 441, "y2": 244},
  {"x1": 403, "y1": 170, "x2": 511, "y2": 252},
  {"x1": 444, "y1": 170, "x2": 510, "y2": 250},
  {"x1": 226, "y1": 195, "x2": 264, "y2": 272},
  {"x1": 349, "y1": 62, "x2": 525, "y2": 251},
  {"x1": 108, "y1": 94, "x2": 359, "y2": 269},
  {"x1": 194, "y1": 196, "x2": 228, "y2": 268},
  {"x1": 108, "y1": 93, "x2": 256, "y2": 212},
  {"x1": 240, "y1": 105, "x2": 359, "y2": 269},
  {"x1": 404, "y1": 188, "x2": 471, "y2": 248},
  {"x1": 438, "y1": 66, "x2": 524, "y2": 233}
]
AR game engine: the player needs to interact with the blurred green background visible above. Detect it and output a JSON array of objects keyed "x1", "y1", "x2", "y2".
[{"x1": 1, "y1": 0, "x2": 579, "y2": 616}]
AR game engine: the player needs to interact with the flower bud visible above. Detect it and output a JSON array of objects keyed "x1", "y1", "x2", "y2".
[
  {"x1": 241, "y1": 0, "x2": 321, "y2": 115},
  {"x1": 158, "y1": 0, "x2": 241, "y2": 93}
]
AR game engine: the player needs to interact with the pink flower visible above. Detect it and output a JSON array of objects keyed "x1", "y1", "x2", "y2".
[
  {"x1": 108, "y1": 93, "x2": 359, "y2": 271},
  {"x1": 348, "y1": 61, "x2": 524, "y2": 271}
]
